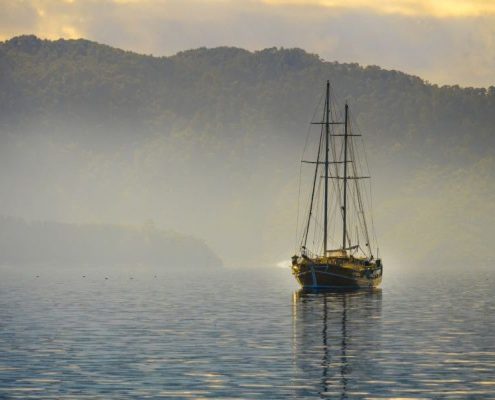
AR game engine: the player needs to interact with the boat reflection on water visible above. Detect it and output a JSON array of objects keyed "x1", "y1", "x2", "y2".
[{"x1": 291, "y1": 289, "x2": 382, "y2": 398}]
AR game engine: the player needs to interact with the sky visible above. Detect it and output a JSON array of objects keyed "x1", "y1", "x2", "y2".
[{"x1": 1, "y1": 0, "x2": 495, "y2": 87}]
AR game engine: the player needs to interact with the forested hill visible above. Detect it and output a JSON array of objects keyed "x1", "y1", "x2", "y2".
[
  {"x1": 1, "y1": 35, "x2": 494, "y2": 157},
  {"x1": 1, "y1": 35, "x2": 494, "y2": 268}
]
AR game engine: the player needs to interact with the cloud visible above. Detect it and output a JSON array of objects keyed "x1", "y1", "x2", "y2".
[
  {"x1": 1, "y1": 0, "x2": 495, "y2": 87},
  {"x1": 262, "y1": 0, "x2": 495, "y2": 17},
  {"x1": 0, "y1": 0, "x2": 85, "y2": 40}
]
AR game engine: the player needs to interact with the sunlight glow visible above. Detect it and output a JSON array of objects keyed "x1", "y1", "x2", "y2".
[{"x1": 262, "y1": 0, "x2": 495, "y2": 17}]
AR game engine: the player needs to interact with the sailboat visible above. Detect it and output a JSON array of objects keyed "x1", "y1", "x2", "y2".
[{"x1": 291, "y1": 81, "x2": 383, "y2": 289}]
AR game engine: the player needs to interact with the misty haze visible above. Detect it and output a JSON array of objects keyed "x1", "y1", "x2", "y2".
[
  {"x1": 1, "y1": 1, "x2": 495, "y2": 396},
  {"x1": 1, "y1": 35, "x2": 494, "y2": 269}
]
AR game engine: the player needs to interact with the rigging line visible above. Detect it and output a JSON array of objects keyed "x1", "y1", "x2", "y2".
[
  {"x1": 329, "y1": 141, "x2": 342, "y2": 247},
  {"x1": 303, "y1": 124, "x2": 325, "y2": 248},
  {"x1": 301, "y1": 91, "x2": 325, "y2": 161},
  {"x1": 361, "y1": 137, "x2": 379, "y2": 250},
  {"x1": 303, "y1": 95, "x2": 327, "y2": 250},
  {"x1": 297, "y1": 168, "x2": 316, "y2": 251},
  {"x1": 300, "y1": 188, "x2": 314, "y2": 249},
  {"x1": 349, "y1": 118, "x2": 373, "y2": 256},
  {"x1": 295, "y1": 91, "x2": 325, "y2": 251},
  {"x1": 356, "y1": 115, "x2": 373, "y2": 236},
  {"x1": 305, "y1": 157, "x2": 322, "y2": 249},
  {"x1": 354, "y1": 151, "x2": 374, "y2": 248},
  {"x1": 348, "y1": 170, "x2": 367, "y2": 255},
  {"x1": 349, "y1": 114, "x2": 378, "y2": 252},
  {"x1": 328, "y1": 184, "x2": 340, "y2": 250},
  {"x1": 348, "y1": 122, "x2": 371, "y2": 254},
  {"x1": 331, "y1": 132, "x2": 345, "y2": 231},
  {"x1": 345, "y1": 185, "x2": 355, "y2": 248},
  {"x1": 328, "y1": 83, "x2": 345, "y2": 210},
  {"x1": 311, "y1": 174, "x2": 324, "y2": 252},
  {"x1": 329, "y1": 83, "x2": 342, "y2": 124},
  {"x1": 295, "y1": 158, "x2": 303, "y2": 252},
  {"x1": 329, "y1": 108, "x2": 345, "y2": 230},
  {"x1": 347, "y1": 184, "x2": 357, "y2": 234},
  {"x1": 334, "y1": 112, "x2": 357, "y2": 251}
]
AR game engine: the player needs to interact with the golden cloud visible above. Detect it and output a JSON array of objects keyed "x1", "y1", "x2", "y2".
[{"x1": 262, "y1": 0, "x2": 495, "y2": 17}]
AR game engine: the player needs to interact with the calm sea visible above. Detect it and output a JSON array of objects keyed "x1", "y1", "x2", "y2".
[{"x1": 1, "y1": 265, "x2": 494, "y2": 399}]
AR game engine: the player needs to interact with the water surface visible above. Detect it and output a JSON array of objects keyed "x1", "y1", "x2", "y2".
[{"x1": 1, "y1": 266, "x2": 494, "y2": 399}]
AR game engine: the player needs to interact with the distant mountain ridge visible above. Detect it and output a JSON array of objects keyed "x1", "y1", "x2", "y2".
[{"x1": 1, "y1": 35, "x2": 494, "y2": 156}]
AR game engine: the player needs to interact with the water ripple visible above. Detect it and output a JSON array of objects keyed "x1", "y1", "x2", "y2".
[{"x1": 0, "y1": 267, "x2": 494, "y2": 398}]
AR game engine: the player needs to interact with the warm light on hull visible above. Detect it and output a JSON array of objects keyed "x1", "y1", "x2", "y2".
[{"x1": 292, "y1": 262, "x2": 382, "y2": 289}]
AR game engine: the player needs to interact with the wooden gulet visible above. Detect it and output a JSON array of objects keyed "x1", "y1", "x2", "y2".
[{"x1": 291, "y1": 81, "x2": 383, "y2": 290}]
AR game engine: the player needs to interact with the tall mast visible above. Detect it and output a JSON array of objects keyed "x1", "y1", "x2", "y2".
[
  {"x1": 342, "y1": 103, "x2": 349, "y2": 250},
  {"x1": 324, "y1": 80, "x2": 330, "y2": 255}
]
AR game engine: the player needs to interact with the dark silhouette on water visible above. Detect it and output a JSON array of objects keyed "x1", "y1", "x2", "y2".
[{"x1": 291, "y1": 81, "x2": 382, "y2": 289}]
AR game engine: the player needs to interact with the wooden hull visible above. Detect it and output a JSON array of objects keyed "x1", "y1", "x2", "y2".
[{"x1": 292, "y1": 262, "x2": 382, "y2": 289}]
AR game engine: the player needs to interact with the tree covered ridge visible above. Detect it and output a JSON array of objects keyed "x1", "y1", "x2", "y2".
[{"x1": 1, "y1": 35, "x2": 494, "y2": 158}]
